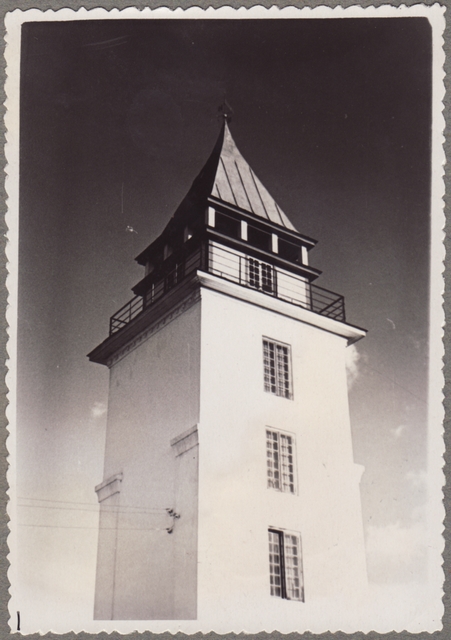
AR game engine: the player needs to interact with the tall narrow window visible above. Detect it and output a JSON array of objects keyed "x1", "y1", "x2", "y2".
[
  {"x1": 268, "y1": 530, "x2": 283, "y2": 597},
  {"x1": 261, "y1": 263, "x2": 274, "y2": 293},
  {"x1": 249, "y1": 257, "x2": 260, "y2": 289},
  {"x1": 215, "y1": 211, "x2": 240, "y2": 239},
  {"x1": 266, "y1": 429, "x2": 296, "y2": 493},
  {"x1": 247, "y1": 258, "x2": 275, "y2": 294},
  {"x1": 263, "y1": 339, "x2": 292, "y2": 399},
  {"x1": 268, "y1": 529, "x2": 304, "y2": 601}
]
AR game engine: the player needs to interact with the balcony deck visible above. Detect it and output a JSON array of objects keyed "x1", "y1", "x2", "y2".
[{"x1": 109, "y1": 242, "x2": 346, "y2": 336}]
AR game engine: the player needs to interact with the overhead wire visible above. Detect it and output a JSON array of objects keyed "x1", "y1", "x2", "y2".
[
  {"x1": 17, "y1": 523, "x2": 170, "y2": 531},
  {"x1": 17, "y1": 496, "x2": 169, "y2": 515}
]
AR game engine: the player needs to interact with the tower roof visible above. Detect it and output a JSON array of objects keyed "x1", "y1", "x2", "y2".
[
  {"x1": 136, "y1": 121, "x2": 301, "y2": 266},
  {"x1": 210, "y1": 123, "x2": 297, "y2": 231},
  {"x1": 171, "y1": 121, "x2": 297, "y2": 232}
]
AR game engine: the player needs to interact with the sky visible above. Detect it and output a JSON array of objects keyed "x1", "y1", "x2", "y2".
[{"x1": 13, "y1": 13, "x2": 437, "y2": 632}]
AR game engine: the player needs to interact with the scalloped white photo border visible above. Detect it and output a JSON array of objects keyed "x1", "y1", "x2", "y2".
[{"x1": 4, "y1": 4, "x2": 446, "y2": 634}]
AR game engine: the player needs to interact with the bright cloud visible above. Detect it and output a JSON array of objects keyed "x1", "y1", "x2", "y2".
[
  {"x1": 91, "y1": 401, "x2": 107, "y2": 419},
  {"x1": 391, "y1": 424, "x2": 407, "y2": 439},
  {"x1": 345, "y1": 344, "x2": 361, "y2": 389},
  {"x1": 405, "y1": 469, "x2": 428, "y2": 489},
  {"x1": 366, "y1": 518, "x2": 427, "y2": 583}
]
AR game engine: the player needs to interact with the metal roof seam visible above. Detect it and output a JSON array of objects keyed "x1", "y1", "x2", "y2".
[
  {"x1": 249, "y1": 167, "x2": 270, "y2": 222},
  {"x1": 234, "y1": 160, "x2": 255, "y2": 214},
  {"x1": 274, "y1": 201, "x2": 285, "y2": 227},
  {"x1": 219, "y1": 156, "x2": 238, "y2": 207}
]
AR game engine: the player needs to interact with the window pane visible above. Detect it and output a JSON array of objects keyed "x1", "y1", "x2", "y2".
[
  {"x1": 248, "y1": 225, "x2": 272, "y2": 251},
  {"x1": 261, "y1": 263, "x2": 274, "y2": 293},
  {"x1": 263, "y1": 340, "x2": 277, "y2": 393},
  {"x1": 276, "y1": 344, "x2": 291, "y2": 398},
  {"x1": 249, "y1": 258, "x2": 260, "y2": 289},
  {"x1": 215, "y1": 211, "x2": 240, "y2": 239},
  {"x1": 268, "y1": 531, "x2": 283, "y2": 597},
  {"x1": 263, "y1": 339, "x2": 292, "y2": 399},
  {"x1": 278, "y1": 238, "x2": 302, "y2": 263},
  {"x1": 266, "y1": 430, "x2": 281, "y2": 489},
  {"x1": 284, "y1": 534, "x2": 304, "y2": 601},
  {"x1": 279, "y1": 434, "x2": 295, "y2": 493}
]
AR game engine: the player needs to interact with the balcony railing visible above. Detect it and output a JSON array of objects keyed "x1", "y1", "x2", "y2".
[
  {"x1": 109, "y1": 248, "x2": 202, "y2": 335},
  {"x1": 109, "y1": 241, "x2": 345, "y2": 335}
]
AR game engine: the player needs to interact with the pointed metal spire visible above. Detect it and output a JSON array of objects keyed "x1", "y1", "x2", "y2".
[
  {"x1": 218, "y1": 98, "x2": 234, "y2": 124},
  {"x1": 167, "y1": 107, "x2": 297, "y2": 233},
  {"x1": 211, "y1": 121, "x2": 297, "y2": 231}
]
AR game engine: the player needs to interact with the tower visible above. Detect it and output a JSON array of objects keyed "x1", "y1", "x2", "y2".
[{"x1": 88, "y1": 119, "x2": 367, "y2": 624}]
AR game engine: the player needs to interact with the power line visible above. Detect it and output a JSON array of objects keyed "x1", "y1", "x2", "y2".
[
  {"x1": 17, "y1": 497, "x2": 168, "y2": 513},
  {"x1": 18, "y1": 523, "x2": 169, "y2": 531},
  {"x1": 17, "y1": 503, "x2": 168, "y2": 516}
]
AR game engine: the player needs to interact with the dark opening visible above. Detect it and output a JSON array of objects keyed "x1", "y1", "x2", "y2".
[
  {"x1": 248, "y1": 225, "x2": 271, "y2": 252},
  {"x1": 278, "y1": 238, "x2": 302, "y2": 263},
  {"x1": 215, "y1": 211, "x2": 241, "y2": 239}
]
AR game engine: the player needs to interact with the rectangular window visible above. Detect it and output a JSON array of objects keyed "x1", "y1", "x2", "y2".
[
  {"x1": 215, "y1": 211, "x2": 241, "y2": 239},
  {"x1": 248, "y1": 224, "x2": 272, "y2": 251},
  {"x1": 268, "y1": 529, "x2": 304, "y2": 601},
  {"x1": 263, "y1": 339, "x2": 292, "y2": 399},
  {"x1": 266, "y1": 429, "x2": 296, "y2": 493},
  {"x1": 247, "y1": 258, "x2": 275, "y2": 294},
  {"x1": 249, "y1": 257, "x2": 260, "y2": 289},
  {"x1": 165, "y1": 262, "x2": 184, "y2": 291},
  {"x1": 278, "y1": 238, "x2": 302, "y2": 263}
]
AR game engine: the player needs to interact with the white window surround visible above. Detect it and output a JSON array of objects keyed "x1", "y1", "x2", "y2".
[
  {"x1": 266, "y1": 428, "x2": 297, "y2": 494},
  {"x1": 207, "y1": 206, "x2": 216, "y2": 227},
  {"x1": 262, "y1": 338, "x2": 293, "y2": 399},
  {"x1": 268, "y1": 528, "x2": 304, "y2": 602},
  {"x1": 240, "y1": 219, "x2": 248, "y2": 241}
]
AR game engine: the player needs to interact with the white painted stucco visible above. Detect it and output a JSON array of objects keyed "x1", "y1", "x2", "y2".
[
  {"x1": 196, "y1": 286, "x2": 367, "y2": 628},
  {"x1": 94, "y1": 300, "x2": 201, "y2": 620},
  {"x1": 94, "y1": 274, "x2": 367, "y2": 625}
]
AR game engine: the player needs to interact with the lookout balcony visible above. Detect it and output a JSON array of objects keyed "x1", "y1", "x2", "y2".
[
  {"x1": 108, "y1": 204, "x2": 346, "y2": 337},
  {"x1": 88, "y1": 121, "x2": 365, "y2": 369}
]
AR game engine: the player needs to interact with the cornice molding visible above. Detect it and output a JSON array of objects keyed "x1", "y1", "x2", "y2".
[
  {"x1": 95, "y1": 472, "x2": 123, "y2": 504},
  {"x1": 171, "y1": 424, "x2": 199, "y2": 457},
  {"x1": 105, "y1": 289, "x2": 201, "y2": 368}
]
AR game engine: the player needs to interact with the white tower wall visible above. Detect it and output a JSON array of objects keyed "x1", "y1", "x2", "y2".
[
  {"x1": 197, "y1": 282, "x2": 367, "y2": 628},
  {"x1": 94, "y1": 298, "x2": 201, "y2": 620}
]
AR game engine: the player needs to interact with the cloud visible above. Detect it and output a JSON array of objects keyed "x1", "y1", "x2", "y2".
[
  {"x1": 391, "y1": 424, "x2": 407, "y2": 439},
  {"x1": 345, "y1": 344, "x2": 361, "y2": 389},
  {"x1": 91, "y1": 401, "x2": 107, "y2": 419},
  {"x1": 405, "y1": 469, "x2": 427, "y2": 489},
  {"x1": 366, "y1": 519, "x2": 427, "y2": 582}
]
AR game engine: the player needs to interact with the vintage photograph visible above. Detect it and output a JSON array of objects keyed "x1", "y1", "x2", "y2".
[{"x1": 5, "y1": 5, "x2": 445, "y2": 634}]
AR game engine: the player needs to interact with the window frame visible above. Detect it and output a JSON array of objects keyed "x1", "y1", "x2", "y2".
[
  {"x1": 262, "y1": 338, "x2": 293, "y2": 400},
  {"x1": 266, "y1": 428, "x2": 297, "y2": 494},
  {"x1": 215, "y1": 210, "x2": 241, "y2": 239},
  {"x1": 268, "y1": 528, "x2": 304, "y2": 602},
  {"x1": 247, "y1": 257, "x2": 277, "y2": 295}
]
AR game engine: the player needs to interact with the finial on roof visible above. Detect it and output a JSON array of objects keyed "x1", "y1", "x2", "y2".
[{"x1": 218, "y1": 98, "x2": 233, "y2": 124}]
